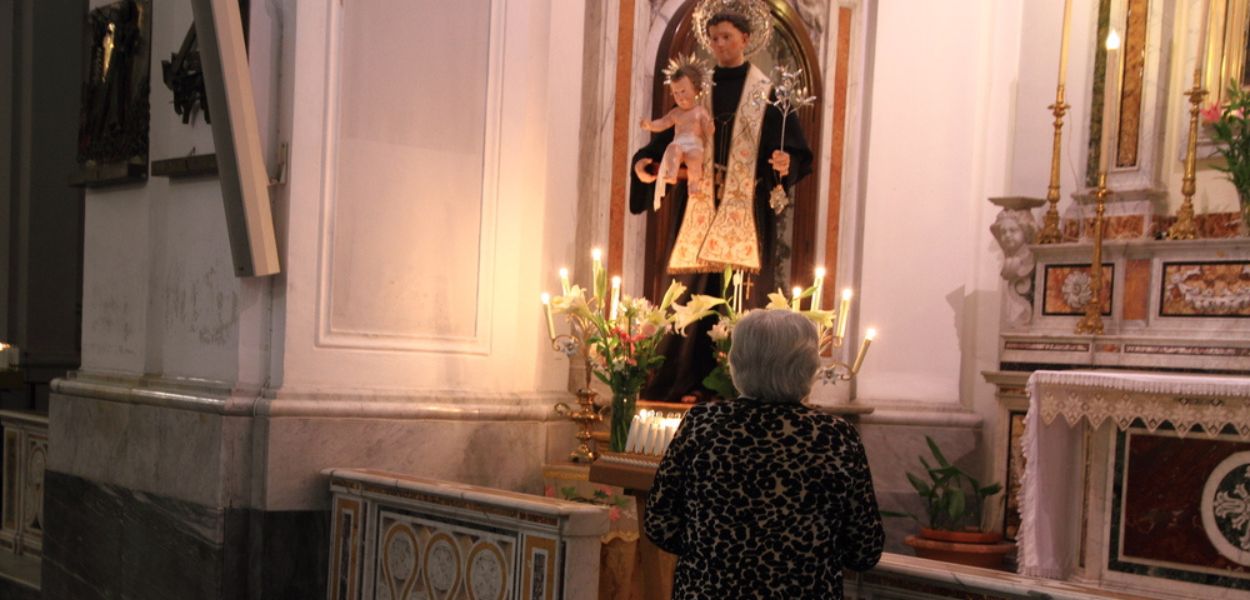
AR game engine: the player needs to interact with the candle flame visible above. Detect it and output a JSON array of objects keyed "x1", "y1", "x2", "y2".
[
  {"x1": 866, "y1": 328, "x2": 878, "y2": 341},
  {"x1": 842, "y1": 288, "x2": 853, "y2": 300},
  {"x1": 591, "y1": 248, "x2": 602, "y2": 261},
  {"x1": 815, "y1": 266, "x2": 826, "y2": 278},
  {"x1": 1106, "y1": 29, "x2": 1121, "y2": 50},
  {"x1": 559, "y1": 267, "x2": 568, "y2": 277},
  {"x1": 792, "y1": 286, "x2": 803, "y2": 297},
  {"x1": 611, "y1": 276, "x2": 621, "y2": 287},
  {"x1": 540, "y1": 292, "x2": 551, "y2": 304}
]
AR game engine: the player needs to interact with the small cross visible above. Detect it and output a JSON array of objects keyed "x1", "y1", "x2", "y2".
[{"x1": 742, "y1": 274, "x2": 755, "y2": 305}]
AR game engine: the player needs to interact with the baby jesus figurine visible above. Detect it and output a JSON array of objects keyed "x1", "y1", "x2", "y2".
[{"x1": 641, "y1": 63, "x2": 713, "y2": 210}]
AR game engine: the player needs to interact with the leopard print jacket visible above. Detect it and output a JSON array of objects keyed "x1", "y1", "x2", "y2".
[{"x1": 644, "y1": 399, "x2": 884, "y2": 599}]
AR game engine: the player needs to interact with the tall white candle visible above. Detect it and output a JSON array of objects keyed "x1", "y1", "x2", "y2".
[
  {"x1": 591, "y1": 248, "x2": 604, "y2": 302},
  {"x1": 792, "y1": 286, "x2": 803, "y2": 311},
  {"x1": 812, "y1": 267, "x2": 826, "y2": 312},
  {"x1": 559, "y1": 267, "x2": 570, "y2": 296},
  {"x1": 1099, "y1": 29, "x2": 1122, "y2": 174},
  {"x1": 1195, "y1": 0, "x2": 1210, "y2": 79},
  {"x1": 1057, "y1": 0, "x2": 1073, "y2": 87},
  {"x1": 851, "y1": 327, "x2": 877, "y2": 374},
  {"x1": 541, "y1": 293, "x2": 556, "y2": 340},
  {"x1": 836, "y1": 289, "x2": 853, "y2": 339}
]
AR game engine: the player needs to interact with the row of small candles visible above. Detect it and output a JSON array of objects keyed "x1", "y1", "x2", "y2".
[{"x1": 624, "y1": 409, "x2": 684, "y2": 456}]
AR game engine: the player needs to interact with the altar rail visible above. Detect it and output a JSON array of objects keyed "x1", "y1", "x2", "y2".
[
  {"x1": 849, "y1": 553, "x2": 1173, "y2": 599},
  {"x1": 0, "y1": 410, "x2": 46, "y2": 592},
  {"x1": 325, "y1": 468, "x2": 608, "y2": 600}
]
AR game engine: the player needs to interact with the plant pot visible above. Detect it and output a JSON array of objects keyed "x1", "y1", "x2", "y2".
[{"x1": 904, "y1": 528, "x2": 1015, "y2": 570}]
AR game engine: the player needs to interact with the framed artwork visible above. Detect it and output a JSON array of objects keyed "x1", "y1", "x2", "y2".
[
  {"x1": 1042, "y1": 263, "x2": 1114, "y2": 316},
  {"x1": 73, "y1": 0, "x2": 151, "y2": 187},
  {"x1": 1159, "y1": 261, "x2": 1250, "y2": 318}
]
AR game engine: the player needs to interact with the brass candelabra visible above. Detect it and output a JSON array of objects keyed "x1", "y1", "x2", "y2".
[
  {"x1": 1167, "y1": 68, "x2": 1207, "y2": 240},
  {"x1": 1038, "y1": 84, "x2": 1070, "y2": 244},
  {"x1": 1075, "y1": 177, "x2": 1108, "y2": 335},
  {"x1": 551, "y1": 332, "x2": 606, "y2": 463}
]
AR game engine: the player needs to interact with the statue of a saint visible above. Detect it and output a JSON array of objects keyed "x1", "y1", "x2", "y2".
[{"x1": 630, "y1": 3, "x2": 813, "y2": 401}]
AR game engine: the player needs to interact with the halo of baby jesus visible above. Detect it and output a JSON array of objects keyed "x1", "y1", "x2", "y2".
[{"x1": 641, "y1": 55, "x2": 715, "y2": 210}]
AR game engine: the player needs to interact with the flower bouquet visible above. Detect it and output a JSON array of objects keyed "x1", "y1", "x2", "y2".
[
  {"x1": 546, "y1": 253, "x2": 686, "y2": 452},
  {"x1": 1202, "y1": 82, "x2": 1250, "y2": 232}
]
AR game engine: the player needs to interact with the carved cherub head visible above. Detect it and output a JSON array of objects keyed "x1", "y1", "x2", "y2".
[{"x1": 990, "y1": 210, "x2": 1037, "y2": 256}]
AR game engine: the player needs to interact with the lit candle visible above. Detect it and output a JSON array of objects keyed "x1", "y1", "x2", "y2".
[
  {"x1": 540, "y1": 293, "x2": 556, "y2": 340},
  {"x1": 732, "y1": 271, "x2": 743, "y2": 312},
  {"x1": 591, "y1": 248, "x2": 604, "y2": 302},
  {"x1": 1099, "y1": 29, "x2": 1122, "y2": 174},
  {"x1": 559, "y1": 267, "x2": 570, "y2": 296},
  {"x1": 812, "y1": 266, "x2": 826, "y2": 311},
  {"x1": 792, "y1": 286, "x2": 803, "y2": 311},
  {"x1": 836, "y1": 289, "x2": 853, "y2": 339},
  {"x1": 851, "y1": 327, "x2": 877, "y2": 374},
  {"x1": 1057, "y1": 0, "x2": 1073, "y2": 87},
  {"x1": 610, "y1": 276, "x2": 622, "y2": 321}
]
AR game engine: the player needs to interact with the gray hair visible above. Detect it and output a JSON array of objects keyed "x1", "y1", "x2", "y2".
[{"x1": 729, "y1": 309, "x2": 821, "y2": 403}]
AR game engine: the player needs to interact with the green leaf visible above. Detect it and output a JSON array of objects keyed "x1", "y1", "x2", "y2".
[
  {"x1": 947, "y1": 488, "x2": 966, "y2": 521},
  {"x1": 905, "y1": 472, "x2": 931, "y2": 497},
  {"x1": 979, "y1": 483, "x2": 1003, "y2": 497},
  {"x1": 925, "y1": 435, "x2": 950, "y2": 468}
]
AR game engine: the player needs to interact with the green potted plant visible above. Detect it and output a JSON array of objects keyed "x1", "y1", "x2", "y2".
[{"x1": 895, "y1": 436, "x2": 1014, "y2": 569}]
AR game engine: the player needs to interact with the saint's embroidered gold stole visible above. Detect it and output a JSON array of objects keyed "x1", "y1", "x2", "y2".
[{"x1": 667, "y1": 65, "x2": 770, "y2": 274}]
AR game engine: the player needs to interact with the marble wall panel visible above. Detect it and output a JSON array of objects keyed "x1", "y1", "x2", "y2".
[
  {"x1": 41, "y1": 471, "x2": 327, "y2": 599},
  {"x1": 259, "y1": 416, "x2": 549, "y2": 511},
  {"x1": 858, "y1": 421, "x2": 982, "y2": 553},
  {"x1": 1042, "y1": 264, "x2": 1114, "y2": 316},
  {"x1": 47, "y1": 392, "x2": 241, "y2": 507},
  {"x1": 1159, "y1": 261, "x2": 1250, "y2": 318}
]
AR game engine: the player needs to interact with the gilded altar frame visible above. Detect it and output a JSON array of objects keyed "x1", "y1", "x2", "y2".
[{"x1": 1203, "y1": 0, "x2": 1250, "y2": 106}]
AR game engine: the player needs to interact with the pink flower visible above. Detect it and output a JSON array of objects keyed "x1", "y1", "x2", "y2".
[
  {"x1": 609, "y1": 506, "x2": 622, "y2": 522},
  {"x1": 1201, "y1": 103, "x2": 1222, "y2": 124},
  {"x1": 597, "y1": 485, "x2": 613, "y2": 496},
  {"x1": 544, "y1": 484, "x2": 555, "y2": 497}
]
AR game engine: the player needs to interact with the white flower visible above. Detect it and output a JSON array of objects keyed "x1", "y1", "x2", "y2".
[{"x1": 709, "y1": 320, "x2": 731, "y2": 342}]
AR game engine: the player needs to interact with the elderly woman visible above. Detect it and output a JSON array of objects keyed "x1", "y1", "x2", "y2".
[{"x1": 643, "y1": 309, "x2": 884, "y2": 599}]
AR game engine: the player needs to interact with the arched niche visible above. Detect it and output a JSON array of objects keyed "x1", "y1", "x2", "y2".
[{"x1": 642, "y1": 0, "x2": 824, "y2": 301}]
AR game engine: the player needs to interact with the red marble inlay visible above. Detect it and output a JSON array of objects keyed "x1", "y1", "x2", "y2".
[{"x1": 1120, "y1": 432, "x2": 1250, "y2": 575}]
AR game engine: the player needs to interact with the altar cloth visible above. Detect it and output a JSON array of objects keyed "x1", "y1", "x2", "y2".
[{"x1": 1017, "y1": 370, "x2": 1250, "y2": 579}]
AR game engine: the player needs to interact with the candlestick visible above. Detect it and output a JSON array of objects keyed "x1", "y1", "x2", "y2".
[
  {"x1": 812, "y1": 267, "x2": 826, "y2": 311},
  {"x1": 1099, "y1": 29, "x2": 1122, "y2": 174},
  {"x1": 559, "y1": 267, "x2": 570, "y2": 295},
  {"x1": 792, "y1": 286, "x2": 803, "y2": 311},
  {"x1": 851, "y1": 327, "x2": 876, "y2": 374},
  {"x1": 609, "y1": 276, "x2": 621, "y2": 321},
  {"x1": 540, "y1": 293, "x2": 556, "y2": 340},
  {"x1": 1038, "y1": 0, "x2": 1075, "y2": 244},
  {"x1": 836, "y1": 289, "x2": 852, "y2": 339}
]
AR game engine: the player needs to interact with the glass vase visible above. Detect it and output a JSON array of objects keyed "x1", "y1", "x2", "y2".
[{"x1": 609, "y1": 389, "x2": 638, "y2": 453}]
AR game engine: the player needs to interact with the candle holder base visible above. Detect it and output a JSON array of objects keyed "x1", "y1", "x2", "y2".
[{"x1": 555, "y1": 388, "x2": 604, "y2": 463}]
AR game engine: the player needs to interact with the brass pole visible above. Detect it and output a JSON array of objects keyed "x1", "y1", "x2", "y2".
[
  {"x1": 1039, "y1": 84, "x2": 1070, "y2": 244},
  {"x1": 1075, "y1": 176, "x2": 1107, "y2": 335},
  {"x1": 1167, "y1": 68, "x2": 1207, "y2": 240}
]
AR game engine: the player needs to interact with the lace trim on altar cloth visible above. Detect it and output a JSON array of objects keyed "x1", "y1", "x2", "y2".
[{"x1": 1027, "y1": 370, "x2": 1250, "y2": 438}]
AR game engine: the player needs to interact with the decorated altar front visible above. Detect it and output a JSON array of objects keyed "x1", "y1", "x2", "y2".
[{"x1": 1019, "y1": 370, "x2": 1250, "y2": 597}]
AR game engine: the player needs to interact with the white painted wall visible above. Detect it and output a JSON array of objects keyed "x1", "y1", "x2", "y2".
[
  {"x1": 271, "y1": 0, "x2": 580, "y2": 397},
  {"x1": 82, "y1": 0, "x2": 263, "y2": 385},
  {"x1": 855, "y1": 0, "x2": 1021, "y2": 408}
]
